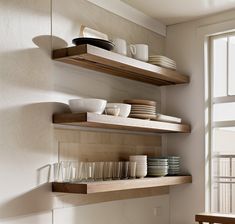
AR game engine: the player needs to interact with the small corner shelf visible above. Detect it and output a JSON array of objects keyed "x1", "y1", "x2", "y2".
[
  {"x1": 52, "y1": 44, "x2": 189, "y2": 86},
  {"x1": 52, "y1": 176, "x2": 192, "y2": 194},
  {"x1": 53, "y1": 113, "x2": 191, "y2": 133}
]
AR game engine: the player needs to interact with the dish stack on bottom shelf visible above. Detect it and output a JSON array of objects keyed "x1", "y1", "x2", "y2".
[
  {"x1": 147, "y1": 157, "x2": 168, "y2": 177},
  {"x1": 168, "y1": 156, "x2": 180, "y2": 175},
  {"x1": 124, "y1": 99, "x2": 157, "y2": 120},
  {"x1": 148, "y1": 55, "x2": 177, "y2": 70},
  {"x1": 129, "y1": 155, "x2": 147, "y2": 178}
]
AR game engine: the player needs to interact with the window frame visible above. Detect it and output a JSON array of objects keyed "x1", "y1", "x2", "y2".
[{"x1": 208, "y1": 31, "x2": 235, "y2": 213}]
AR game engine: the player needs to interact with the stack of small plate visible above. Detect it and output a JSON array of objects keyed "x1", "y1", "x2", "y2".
[
  {"x1": 148, "y1": 55, "x2": 177, "y2": 70},
  {"x1": 123, "y1": 99, "x2": 157, "y2": 120},
  {"x1": 129, "y1": 155, "x2": 147, "y2": 178},
  {"x1": 168, "y1": 156, "x2": 180, "y2": 175},
  {"x1": 147, "y1": 157, "x2": 168, "y2": 177}
]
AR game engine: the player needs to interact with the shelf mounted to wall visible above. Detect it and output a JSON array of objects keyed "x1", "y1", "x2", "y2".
[
  {"x1": 52, "y1": 176, "x2": 192, "y2": 194},
  {"x1": 53, "y1": 113, "x2": 191, "y2": 133},
  {"x1": 52, "y1": 44, "x2": 189, "y2": 86}
]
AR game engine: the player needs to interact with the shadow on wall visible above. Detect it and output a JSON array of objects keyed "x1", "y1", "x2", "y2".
[
  {"x1": 0, "y1": 183, "x2": 54, "y2": 220},
  {"x1": 32, "y1": 35, "x2": 68, "y2": 52},
  {"x1": 0, "y1": 102, "x2": 69, "y2": 220}
]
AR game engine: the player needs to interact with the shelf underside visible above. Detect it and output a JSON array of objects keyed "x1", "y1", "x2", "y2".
[
  {"x1": 53, "y1": 44, "x2": 189, "y2": 86},
  {"x1": 52, "y1": 176, "x2": 192, "y2": 194},
  {"x1": 53, "y1": 113, "x2": 191, "y2": 133}
]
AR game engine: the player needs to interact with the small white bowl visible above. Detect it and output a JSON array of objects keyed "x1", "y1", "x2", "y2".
[
  {"x1": 69, "y1": 98, "x2": 107, "y2": 114},
  {"x1": 105, "y1": 106, "x2": 120, "y2": 116},
  {"x1": 107, "y1": 103, "x2": 131, "y2": 117}
]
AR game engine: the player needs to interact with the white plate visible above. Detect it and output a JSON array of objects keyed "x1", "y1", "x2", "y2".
[
  {"x1": 129, "y1": 114, "x2": 157, "y2": 119},
  {"x1": 149, "y1": 61, "x2": 176, "y2": 68},
  {"x1": 149, "y1": 55, "x2": 175, "y2": 63}
]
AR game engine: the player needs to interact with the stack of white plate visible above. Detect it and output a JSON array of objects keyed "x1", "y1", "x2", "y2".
[
  {"x1": 147, "y1": 157, "x2": 168, "y2": 177},
  {"x1": 168, "y1": 156, "x2": 180, "y2": 175},
  {"x1": 148, "y1": 55, "x2": 177, "y2": 70},
  {"x1": 129, "y1": 155, "x2": 147, "y2": 178},
  {"x1": 123, "y1": 99, "x2": 157, "y2": 120}
]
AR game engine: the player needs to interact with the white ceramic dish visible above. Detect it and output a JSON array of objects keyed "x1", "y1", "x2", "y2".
[
  {"x1": 105, "y1": 106, "x2": 120, "y2": 116},
  {"x1": 136, "y1": 170, "x2": 147, "y2": 178},
  {"x1": 107, "y1": 103, "x2": 131, "y2": 117},
  {"x1": 69, "y1": 98, "x2": 107, "y2": 114}
]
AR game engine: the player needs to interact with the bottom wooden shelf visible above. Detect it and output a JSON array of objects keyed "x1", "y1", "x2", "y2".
[
  {"x1": 195, "y1": 213, "x2": 235, "y2": 224},
  {"x1": 52, "y1": 176, "x2": 192, "y2": 194}
]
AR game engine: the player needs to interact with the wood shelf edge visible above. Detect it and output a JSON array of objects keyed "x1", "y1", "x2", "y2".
[
  {"x1": 52, "y1": 45, "x2": 190, "y2": 86},
  {"x1": 52, "y1": 176, "x2": 192, "y2": 194},
  {"x1": 195, "y1": 213, "x2": 235, "y2": 224},
  {"x1": 52, "y1": 113, "x2": 191, "y2": 134}
]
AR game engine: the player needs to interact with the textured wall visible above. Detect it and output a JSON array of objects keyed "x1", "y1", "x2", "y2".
[{"x1": 0, "y1": 0, "x2": 166, "y2": 223}]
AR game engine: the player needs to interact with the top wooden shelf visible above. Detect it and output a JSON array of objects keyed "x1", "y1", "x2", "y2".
[{"x1": 52, "y1": 44, "x2": 189, "y2": 86}]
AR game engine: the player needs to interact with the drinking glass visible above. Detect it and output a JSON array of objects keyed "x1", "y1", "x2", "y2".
[
  {"x1": 85, "y1": 162, "x2": 95, "y2": 182},
  {"x1": 129, "y1": 161, "x2": 137, "y2": 179},
  {"x1": 121, "y1": 161, "x2": 129, "y2": 179},
  {"x1": 53, "y1": 162, "x2": 61, "y2": 182},
  {"x1": 70, "y1": 161, "x2": 79, "y2": 182},
  {"x1": 77, "y1": 162, "x2": 86, "y2": 181},
  {"x1": 103, "y1": 162, "x2": 113, "y2": 181},
  {"x1": 113, "y1": 162, "x2": 122, "y2": 180},
  {"x1": 60, "y1": 161, "x2": 71, "y2": 182},
  {"x1": 95, "y1": 162, "x2": 104, "y2": 181}
]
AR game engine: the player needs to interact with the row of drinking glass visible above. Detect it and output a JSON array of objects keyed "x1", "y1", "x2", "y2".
[{"x1": 53, "y1": 161, "x2": 137, "y2": 182}]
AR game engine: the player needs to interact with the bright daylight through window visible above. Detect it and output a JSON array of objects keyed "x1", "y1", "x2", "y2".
[{"x1": 210, "y1": 32, "x2": 235, "y2": 213}]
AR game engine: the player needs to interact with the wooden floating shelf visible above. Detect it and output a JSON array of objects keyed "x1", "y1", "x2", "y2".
[
  {"x1": 52, "y1": 44, "x2": 189, "y2": 86},
  {"x1": 195, "y1": 213, "x2": 235, "y2": 224},
  {"x1": 52, "y1": 176, "x2": 192, "y2": 194},
  {"x1": 53, "y1": 113, "x2": 191, "y2": 133}
]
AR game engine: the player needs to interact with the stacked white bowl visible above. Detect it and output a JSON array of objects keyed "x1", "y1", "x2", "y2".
[{"x1": 129, "y1": 155, "x2": 147, "y2": 178}]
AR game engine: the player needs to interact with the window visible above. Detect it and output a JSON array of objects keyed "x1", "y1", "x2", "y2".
[{"x1": 209, "y1": 32, "x2": 235, "y2": 213}]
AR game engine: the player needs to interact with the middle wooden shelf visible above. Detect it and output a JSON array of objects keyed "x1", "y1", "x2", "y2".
[{"x1": 53, "y1": 112, "x2": 191, "y2": 133}]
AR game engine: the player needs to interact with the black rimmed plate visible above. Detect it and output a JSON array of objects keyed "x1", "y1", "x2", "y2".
[{"x1": 72, "y1": 37, "x2": 114, "y2": 51}]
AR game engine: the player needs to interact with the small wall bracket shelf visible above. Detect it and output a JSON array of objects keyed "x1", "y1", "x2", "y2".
[
  {"x1": 53, "y1": 113, "x2": 191, "y2": 133},
  {"x1": 52, "y1": 44, "x2": 189, "y2": 86},
  {"x1": 52, "y1": 176, "x2": 192, "y2": 194}
]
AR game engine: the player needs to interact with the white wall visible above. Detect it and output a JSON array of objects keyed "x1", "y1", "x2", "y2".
[
  {"x1": 165, "y1": 9, "x2": 235, "y2": 224},
  {"x1": 0, "y1": 0, "x2": 168, "y2": 224},
  {"x1": 54, "y1": 196, "x2": 169, "y2": 224}
]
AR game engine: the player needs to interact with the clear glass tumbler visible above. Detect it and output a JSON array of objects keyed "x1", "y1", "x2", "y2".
[
  {"x1": 53, "y1": 162, "x2": 61, "y2": 182},
  {"x1": 113, "y1": 161, "x2": 122, "y2": 180},
  {"x1": 85, "y1": 162, "x2": 95, "y2": 182},
  {"x1": 70, "y1": 161, "x2": 79, "y2": 182},
  {"x1": 94, "y1": 162, "x2": 104, "y2": 181},
  {"x1": 121, "y1": 161, "x2": 129, "y2": 179},
  {"x1": 103, "y1": 162, "x2": 113, "y2": 181},
  {"x1": 129, "y1": 161, "x2": 137, "y2": 179},
  {"x1": 60, "y1": 161, "x2": 71, "y2": 182}
]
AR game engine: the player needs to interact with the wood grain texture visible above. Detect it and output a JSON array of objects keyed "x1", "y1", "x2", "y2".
[
  {"x1": 53, "y1": 113, "x2": 191, "y2": 133},
  {"x1": 195, "y1": 213, "x2": 235, "y2": 224},
  {"x1": 52, "y1": 44, "x2": 189, "y2": 86},
  {"x1": 52, "y1": 176, "x2": 192, "y2": 194},
  {"x1": 55, "y1": 129, "x2": 162, "y2": 162}
]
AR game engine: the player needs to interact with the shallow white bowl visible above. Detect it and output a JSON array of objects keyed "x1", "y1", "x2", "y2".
[
  {"x1": 107, "y1": 103, "x2": 131, "y2": 117},
  {"x1": 69, "y1": 98, "x2": 107, "y2": 114}
]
